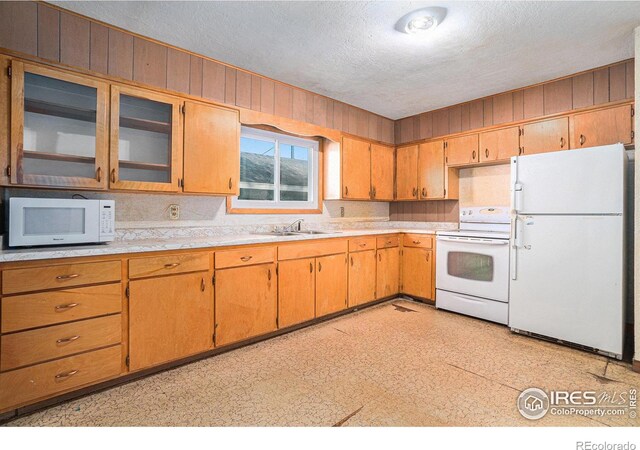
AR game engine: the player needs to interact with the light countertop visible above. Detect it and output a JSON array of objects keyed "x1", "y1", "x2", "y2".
[{"x1": 0, "y1": 226, "x2": 447, "y2": 263}]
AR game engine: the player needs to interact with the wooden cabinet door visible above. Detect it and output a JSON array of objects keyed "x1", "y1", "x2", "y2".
[
  {"x1": 445, "y1": 134, "x2": 479, "y2": 167},
  {"x1": 342, "y1": 136, "x2": 371, "y2": 199},
  {"x1": 396, "y1": 145, "x2": 419, "y2": 200},
  {"x1": 348, "y1": 250, "x2": 376, "y2": 307},
  {"x1": 316, "y1": 253, "x2": 348, "y2": 317},
  {"x1": 183, "y1": 102, "x2": 240, "y2": 194},
  {"x1": 278, "y1": 258, "x2": 315, "y2": 327},
  {"x1": 418, "y1": 140, "x2": 445, "y2": 199},
  {"x1": 572, "y1": 104, "x2": 633, "y2": 149},
  {"x1": 215, "y1": 263, "x2": 277, "y2": 347},
  {"x1": 376, "y1": 247, "x2": 399, "y2": 299},
  {"x1": 129, "y1": 271, "x2": 213, "y2": 371},
  {"x1": 10, "y1": 61, "x2": 109, "y2": 189},
  {"x1": 401, "y1": 247, "x2": 433, "y2": 300},
  {"x1": 480, "y1": 126, "x2": 520, "y2": 162},
  {"x1": 522, "y1": 117, "x2": 569, "y2": 155},
  {"x1": 370, "y1": 143, "x2": 394, "y2": 200},
  {"x1": 110, "y1": 85, "x2": 183, "y2": 192}
]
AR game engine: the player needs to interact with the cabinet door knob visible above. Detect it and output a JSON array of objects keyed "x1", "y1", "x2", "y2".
[
  {"x1": 378, "y1": 253, "x2": 381, "y2": 262},
  {"x1": 110, "y1": 168, "x2": 116, "y2": 183},
  {"x1": 310, "y1": 262, "x2": 313, "y2": 273},
  {"x1": 350, "y1": 257, "x2": 353, "y2": 266},
  {"x1": 579, "y1": 134, "x2": 586, "y2": 146},
  {"x1": 472, "y1": 150, "x2": 476, "y2": 160},
  {"x1": 421, "y1": 187, "x2": 427, "y2": 198},
  {"x1": 426, "y1": 253, "x2": 430, "y2": 262},
  {"x1": 201, "y1": 278, "x2": 205, "y2": 291},
  {"x1": 344, "y1": 186, "x2": 349, "y2": 196},
  {"x1": 318, "y1": 262, "x2": 322, "y2": 272},
  {"x1": 268, "y1": 269, "x2": 272, "y2": 281},
  {"x1": 560, "y1": 137, "x2": 565, "y2": 148},
  {"x1": 228, "y1": 178, "x2": 233, "y2": 189},
  {"x1": 96, "y1": 167, "x2": 102, "y2": 182},
  {"x1": 485, "y1": 148, "x2": 489, "y2": 158},
  {"x1": 372, "y1": 187, "x2": 376, "y2": 198},
  {"x1": 412, "y1": 187, "x2": 417, "y2": 197}
]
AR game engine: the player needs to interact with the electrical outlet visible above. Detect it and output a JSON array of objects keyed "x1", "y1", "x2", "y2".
[
  {"x1": 340, "y1": 207, "x2": 345, "y2": 217},
  {"x1": 169, "y1": 204, "x2": 180, "y2": 220}
]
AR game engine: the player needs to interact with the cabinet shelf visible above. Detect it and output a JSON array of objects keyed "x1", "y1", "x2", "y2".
[
  {"x1": 119, "y1": 160, "x2": 171, "y2": 172},
  {"x1": 119, "y1": 116, "x2": 171, "y2": 134},
  {"x1": 23, "y1": 150, "x2": 95, "y2": 165},
  {"x1": 24, "y1": 99, "x2": 96, "y2": 123}
]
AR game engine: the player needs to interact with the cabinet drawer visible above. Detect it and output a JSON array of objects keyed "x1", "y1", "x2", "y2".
[
  {"x1": 278, "y1": 239, "x2": 347, "y2": 260},
  {"x1": 2, "y1": 260, "x2": 121, "y2": 295},
  {"x1": 402, "y1": 234, "x2": 433, "y2": 248},
  {"x1": 129, "y1": 252, "x2": 209, "y2": 279},
  {"x1": 0, "y1": 345, "x2": 121, "y2": 411},
  {"x1": 1, "y1": 315, "x2": 121, "y2": 371},
  {"x1": 376, "y1": 235, "x2": 399, "y2": 249},
  {"x1": 348, "y1": 237, "x2": 376, "y2": 252},
  {"x1": 215, "y1": 246, "x2": 275, "y2": 269},
  {"x1": 1, "y1": 283, "x2": 122, "y2": 333}
]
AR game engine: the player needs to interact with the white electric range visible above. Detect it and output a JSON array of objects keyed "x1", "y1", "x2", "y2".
[{"x1": 435, "y1": 206, "x2": 510, "y2": 325}]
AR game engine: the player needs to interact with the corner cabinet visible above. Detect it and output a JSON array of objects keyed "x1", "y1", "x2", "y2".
[
  {"x1": 9, "y1": 61, "x2": 109, "y2": 188},
  {"x1": 183, "y1": 101, "x2": 240, "y2": 195},
  {"x1": 109, "y1": 85, "x2": 183, "y2": 192}
]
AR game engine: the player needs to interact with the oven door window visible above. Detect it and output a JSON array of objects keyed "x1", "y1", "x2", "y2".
[
  {"x1": 447, "y1": 251, "x2": 494, "y2": 282},
  {"x1": 23, "y1": 207, "x2": 86, "y2": 236}
]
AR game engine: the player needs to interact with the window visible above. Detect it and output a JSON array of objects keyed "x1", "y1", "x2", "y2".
[{"x1": 231, "y1": 127, "x2": 319, "y2": 211}]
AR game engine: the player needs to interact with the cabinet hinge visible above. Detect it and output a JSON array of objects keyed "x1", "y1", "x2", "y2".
[
  {"x1": 445, "y1": 156, "x2": 448, "y2": 164},
  {"x1": 125, "y1": 355, "x2": 130, "y2": 368},
  {"x1": 180, "y1": 104, "x2": 185, "y2": 115},
  {"x1": 6, "y1": 165, "x2": 10, "y2": 177},
  {"x1": 444, "y1": 188, "x2": 447, "y2": 196},
  {"x1": 125, "y1": 284, "x2": 130, "y2": 299},
  {"x1": 632, "y1": 130, "x2": 635, "y2": 140},
  {"x1": 632, "y1": 107, "x2": 635, "y2": 117},
  {"x1": 7, "y1": 66, "x2": 11, "y2": 78}
]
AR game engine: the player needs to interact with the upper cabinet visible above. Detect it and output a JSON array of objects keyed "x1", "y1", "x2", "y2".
[
  {"x1": 183, "y1": 101, "x2": 240, "y2": 195},
  {"x1": 10, "y1": 62, "x2": 109, "y2": 189},
  {"x1": 418, "y1": 140, "x2": 445, "y2": 199},
  {"x1": 445, "y1": 134, "x2": 479, "y2": 167},
  {"x1": 571, "y1": 104, "x2": 633, "y2": 149},
  {"x1": 521, "y1": 117, "x2": 569, "y2": 155},
  {"x1": 370, "y1": 143, "x2": 394, "y2": 200},
  {"x1": 396, "y1": 144, "x2": 418, "y2": 200},
  {"x1": 342, "y1": 136, "x2": 371, "y2": 199},
  {"x1": 109, "y1": 85, "x2": 183, "y2": 192},
  {"x1": 479, "y1": 126, "x2": 521, "y2": 163}
]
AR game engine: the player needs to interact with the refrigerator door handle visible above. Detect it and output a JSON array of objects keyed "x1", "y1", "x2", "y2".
[
  {"x1": 511, "y1": 216, "x2": 521, "y2": 281},
  {"x1": 513, "y1": 183, "x2": 523, "y2": 213}
]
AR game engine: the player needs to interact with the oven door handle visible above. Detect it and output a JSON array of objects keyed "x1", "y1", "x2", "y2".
[{"x1": 437, "y1": 237, "x2": 508, "y2": 245}]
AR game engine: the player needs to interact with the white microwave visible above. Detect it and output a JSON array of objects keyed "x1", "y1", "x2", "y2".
[{"x1": 9, "y1": 198, "x2": 115, "y2": 247}]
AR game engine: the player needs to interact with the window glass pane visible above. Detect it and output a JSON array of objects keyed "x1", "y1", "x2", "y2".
[
  {"x1": 23, "y1": 72, "x2": 97, "y2": 179},
  {"x1": 447, "y1": 252, "x2": 494, "y2": 282},
  {"x1": 279, "y1": 144, "x2": 310, "y2": 202},
  {"x1": 239, "y1": 136, "x2": 275, "y2": 200}
]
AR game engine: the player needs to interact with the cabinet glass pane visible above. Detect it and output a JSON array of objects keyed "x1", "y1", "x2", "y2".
[
  {"x1": 118, "y1": 95, "x2": 172, "y2": 183},
  {"x1": 279, "y1": 144, "x2": 310, "y2": 201},
  {"x1": 447, "y1": 251, "x2": 494, "y2": 282},
  {"x1": 22, "y1": 72, "x2": 97, "y2": 179},
  {"x1": 239, "y1": 136, "x2": 275, "y2": 200}
]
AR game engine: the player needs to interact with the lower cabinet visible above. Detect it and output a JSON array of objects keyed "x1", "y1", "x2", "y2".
[
  {"x1": 376, "y1": 247, "x2": 400, "y2": 299},
  {"x1": 401, "y1": 247, "x2": 433, "y2": 300},
  {"x1": 316, "y1": 253, "x2": 348, "y2": 317},
  {"x1": 215, "y1": 262, "x2": 277, "y2": 347},
  {"x1": 278, "y1": 258, "x2": 316, "y2": 328},
  {"x1": 348, "y1": 250, "x2": 377, "y2": 306},
  {"x1": 129, "y1": 271, "x2": 214, "y2": 371}
]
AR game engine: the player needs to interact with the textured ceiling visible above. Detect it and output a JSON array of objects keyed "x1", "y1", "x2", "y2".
[{"x1": 52, "y1": 1, "x2": 640, "y2": 119}]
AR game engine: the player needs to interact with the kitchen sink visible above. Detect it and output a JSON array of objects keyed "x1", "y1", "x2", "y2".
[
  {"x1": 258, "y1": 230, "x2": 336, "y2": 237},
  {"x1": 293, "y1": 230, "x2": 335, "y2": 235}
]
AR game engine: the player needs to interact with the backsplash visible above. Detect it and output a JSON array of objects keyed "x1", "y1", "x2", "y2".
[{"x1": 389, "y1": 200, "x2": 459, "y2": 222}]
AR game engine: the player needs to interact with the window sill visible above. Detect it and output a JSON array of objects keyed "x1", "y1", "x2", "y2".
[{"x1": 226, "y1": 198, "x2": 323, "y2": 215}]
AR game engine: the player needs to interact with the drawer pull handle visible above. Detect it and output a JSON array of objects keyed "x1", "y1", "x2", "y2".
[
  {"x1": 55, "y1": 303, "x2": 79, "y2": 312},
  {"x1": 240, "y1": 256, "x2": 252, "y2": 262},
  {"x1": 56, "y1": 273, "x2": 80, "y2": 281},
  {"x1": 55, "y1": 369, "x2": 79, "y2": 380},
  {"x1": 413, "y1": 240, "x2": 421, "y2": 244},
  {"x1": 359, "y1": 243, "x2": 367, "y2": 247},
  {"x1": 164, "y1": 263, "x2": 181, "y2": 269},
  {"x1": 56, "y1": 335, "x2": 80, "y2": 345},
  {"x1": 386, "y1": 241, "x2": 392, "y2": 245}
]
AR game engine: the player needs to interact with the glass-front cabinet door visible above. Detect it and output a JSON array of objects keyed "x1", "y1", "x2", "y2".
[
  {"x1": 109, "y1": 85, "x2": 183, "y2": 191},
  {"x1": 10, "y1": 61, "x2": 109, "y2": 188}
]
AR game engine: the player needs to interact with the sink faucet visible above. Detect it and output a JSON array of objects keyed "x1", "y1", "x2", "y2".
[{"x1": 284, "y1": 218, "x2": 304, "y2": 232}]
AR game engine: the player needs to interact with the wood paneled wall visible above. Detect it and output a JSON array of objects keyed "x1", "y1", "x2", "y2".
[
  {"x1": 389, "y1": 201, "x2": 459, "y2": 223},
  {"x1": 0, "y1": 1, "x2": 394, "y2": 144},
  {"x1": 395, "y1": 60, "x2": 635, "y2": 145}
]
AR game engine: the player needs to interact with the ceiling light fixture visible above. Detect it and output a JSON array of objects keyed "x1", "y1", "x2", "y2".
[{"x1": 396, "y1": 7, "x2": 447, "y2": 35}]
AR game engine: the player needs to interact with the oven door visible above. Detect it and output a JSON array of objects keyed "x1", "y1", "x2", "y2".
[
  {"x1": 9, "y1": 198, "x2": 99, "y2": 247},
  {"x1": 436, "y1": 236, "x2": 510, "y2": 302}
]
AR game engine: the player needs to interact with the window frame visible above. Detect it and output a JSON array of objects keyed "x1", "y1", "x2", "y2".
[{"x1": 228, "y1": 126, "x2": 322, "y2": 214}]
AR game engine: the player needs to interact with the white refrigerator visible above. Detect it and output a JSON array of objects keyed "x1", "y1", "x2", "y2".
[{"x1": 509, "y1": 144, "x2": 626, "y2": 359}]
